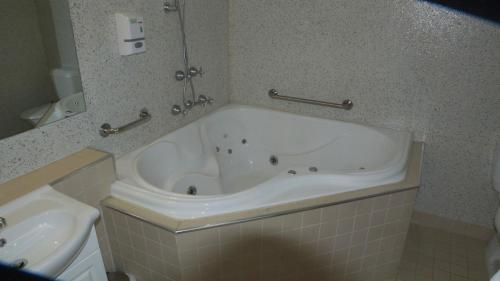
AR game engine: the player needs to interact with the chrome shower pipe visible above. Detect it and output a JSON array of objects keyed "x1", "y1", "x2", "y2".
[
  {"x1": 172, "y1": 0, "x2": 197, "y2": 106},
  {"x1": 165, "y1": 0, "x2": 212, "y2": 115}
]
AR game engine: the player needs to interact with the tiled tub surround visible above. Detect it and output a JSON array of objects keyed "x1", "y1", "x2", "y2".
[
  {"x1": 228, "y1": 0, "x2": 500, "y2": 228},
  {"x1": 102, "y1": 142, "x2": 422, "y2": 233},
  {"x1": 104, "y1": 188, "x2": 417, "y2": 281}
]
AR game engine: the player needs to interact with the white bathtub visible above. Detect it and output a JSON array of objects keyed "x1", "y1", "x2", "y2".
[{"x1": 112, "y1": 104, "x2": 412, "y2": 219}]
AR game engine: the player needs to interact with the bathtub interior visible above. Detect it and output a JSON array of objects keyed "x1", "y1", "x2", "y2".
[{"x1": 131, "y1": 106, "x2": 411, "y2": 197}]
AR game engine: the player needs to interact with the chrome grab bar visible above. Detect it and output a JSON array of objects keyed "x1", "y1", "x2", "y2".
[
  {"x1": 100, "y1": 108, "x2": 151, "y2": 137},
  {"x1": 268, "y1": 89, "x2": 353, "y2": 110}
]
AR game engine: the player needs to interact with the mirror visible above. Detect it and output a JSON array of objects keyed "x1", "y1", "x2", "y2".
[{"x1": 0, "y1": 0, "x2": 85, "y2": 140}]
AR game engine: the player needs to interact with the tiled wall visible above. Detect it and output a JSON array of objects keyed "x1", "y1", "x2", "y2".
[
  {"x1": 52, "y1": 156, "x2": 116, "y2": 271},
  {"x1": 228, "y1": 0, "x2": 500, "y2": 228},
  {"x1": 103, "y1": 189, "x2": 417, "y2": 281}
]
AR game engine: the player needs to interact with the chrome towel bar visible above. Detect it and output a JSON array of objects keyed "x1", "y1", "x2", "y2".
[
  {"x1": 268, "y1": 89, "x2": 353, "y2": 110},
  {"x1": 100, "y1": 108, "x2": 152, "y2": 137}
]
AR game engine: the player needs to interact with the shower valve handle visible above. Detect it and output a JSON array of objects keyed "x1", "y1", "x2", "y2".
[{"x1": 189, "y1": 66, "x2": 203, "y2": 78}]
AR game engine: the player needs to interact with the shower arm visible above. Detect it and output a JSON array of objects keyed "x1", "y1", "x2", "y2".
[{"x1": 175, "y1": 0, "x2": 197, "y2": 105}]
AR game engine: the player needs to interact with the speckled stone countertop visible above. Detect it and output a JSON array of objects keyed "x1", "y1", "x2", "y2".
[
  {"x1": 103, "y1": 142, "x2": 423, "y2": 233},
  {"x1": 0, "y1": 148, "x2": 110, "y2": 206}
]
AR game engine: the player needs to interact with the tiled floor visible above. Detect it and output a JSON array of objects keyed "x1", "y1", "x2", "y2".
[{"x1": 397, "y1": 224, "x2": 490, "y2": 281}]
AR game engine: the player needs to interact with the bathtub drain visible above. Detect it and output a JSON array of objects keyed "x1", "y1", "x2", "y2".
[
  {"x1": 187, "y1": 186, "x2": 197, "y2": 195},
  {"x1": 270, "y1": 155, "x2": 278, "y2": 166},
  {"x1": 11, "y1": 259, "x2": 28, "y2": 269}
]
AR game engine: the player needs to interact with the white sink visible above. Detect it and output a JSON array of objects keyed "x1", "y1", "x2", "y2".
[{"x1": 0, "y1": 185, "x2": 99, "y2": 277}]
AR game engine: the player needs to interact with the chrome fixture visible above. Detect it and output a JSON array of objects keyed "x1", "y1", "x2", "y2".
[
  {"x1": 270, "y1": 155, "x2": 279, "y2": 166},
  {"x1": 196, "y1": 95, "x2": 214, "y2": 107},
  {"x1": 187, "y1": 186, "x2": 197, "y2": 195},
  {"x1": 100, "y1": 109, "x2": 151, "y2": 137},
  {"x1": 0, "y1": 217, "x2": 7, "y2": 248},
  {"x1": 184, "y1": 100, "x2": 194, "y2": 109},
  {"x1": 164, "y1": 0, "x2": 214, "y2": 116},
  {"x1": 11, "y1": 259, "x2": 28, "y2": 269},
  {"x1": 175, "y1": 70, "x2": 186, "y2": 81},
  {"x1": 175, "y1": 67, "x2": 203, "y2": 81},
  {"x1": 171, "y1": 95, "x2": 214, "y2": 115},
  {"x1": 171, "y1": 105, "x2": 182, "y2": 115},
  {"x1": 0, "y1": 217, "x2": 6, "y2": 229},
  {"x1": 163, "y1": 0, "x2": 178, "y2": 12},
  {"x1": 188, "y1": 66, "x2": 203, "y2": 77},
  {"x1": 268, "y1": 89, "x2": 353, "y2": 110}
]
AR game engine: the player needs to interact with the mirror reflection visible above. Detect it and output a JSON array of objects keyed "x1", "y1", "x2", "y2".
[{"x1": 0, "y1": 0, "x2": 85, "y2": 139}]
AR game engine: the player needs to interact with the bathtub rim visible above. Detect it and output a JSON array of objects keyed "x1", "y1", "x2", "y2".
[
  {"x1": 117, "y1": 103, "x2": 413, "y2": 199},
  {"x1": 102, "y1": 142, "x2": 424, "y2": 234}
]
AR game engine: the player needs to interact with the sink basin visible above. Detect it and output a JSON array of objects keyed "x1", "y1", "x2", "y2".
[{"x1": 0, "y1": 185, "x2": 99, "y2": 277}]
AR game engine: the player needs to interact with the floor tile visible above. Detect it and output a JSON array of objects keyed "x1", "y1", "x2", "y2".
[{"x1": 397, "y1": 224, "x2": 489, "y2": 281}]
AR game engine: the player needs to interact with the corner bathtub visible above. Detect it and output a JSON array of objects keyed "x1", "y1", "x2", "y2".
[{"x1": 112, "y1": 105, "x2": 412, "y2": 220}]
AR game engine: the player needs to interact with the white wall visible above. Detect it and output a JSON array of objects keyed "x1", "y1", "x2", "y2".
[
  {"x1": 0, "y1": 0, "x2": 230, "y2": 183},
  {"x1": 228, "y1": 0, "x2": 500, "y2": 227}
]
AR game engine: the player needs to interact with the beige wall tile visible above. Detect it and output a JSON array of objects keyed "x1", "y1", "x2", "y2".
[
  {"x1": 176, "y1": 231, "x2": 198, "y2": 251},
  {"x1": 337, "y1": 217, "x2": 355, "y2": 235},
  {"x1": 354, "y1": 213, "x2": 371, "y2": 231},
  {"x1": 319, "y1": 221, "x2": 338, "y2": 239},
  {"x1": 338, "y1": 202, "x2": 357, "y2": 219},
  {"x1": 282, "y1": 213, "x2": 302, "y2": 230},
  {"x1": 371, "y1": 209, "x2": 388, "y2": 226},
  {"x1": 351, "y1": 229, "x2": 369, "y2": 246},
  {"x1": 301, "y1": 225, "x2": 320, "y2": 244},
  {"x1": 373, "y1": 195, "x2": 390, "y2": 211},
  {"x1": 334, "y1": 233, "x2": 353, "y2": 251},
  {"x1": 142, "y1": 222, "x2": 161, "y2": 243},
  {"x1": 219, "y1": 224, "x2": 242, "y2": 243},
  {"x1": 162, "y1": 245, "x2": 180, "y2": 266},
  {"x1": 262, "y1": 216, "x2": 283, "y2": 234},
  {"x1": 104, "y1": 189, "x2": 416, "y2": 281},
  {"x1": 159, "y1": 231, "x2": 178, "y2": 249},
  {"x1": 302, "y1": 209, "x2": 322, "y2": 226},
  {"x1": 145, "y1": 239, "x2": 163, "y2": 259},
  {"x1": 321, "y1": 205, "x2": 338, "y2": 222},
  {"x1": 367, "y1": 225, "x2": 385, "y2": 242},
  {"x1": 196, "y1": 228, "x2": 220, "y2": 247}
]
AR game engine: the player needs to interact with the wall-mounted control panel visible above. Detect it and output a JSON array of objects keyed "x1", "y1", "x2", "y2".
[{"x1": 115, "y1": 13, "x2": 145, "y2": 56}]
